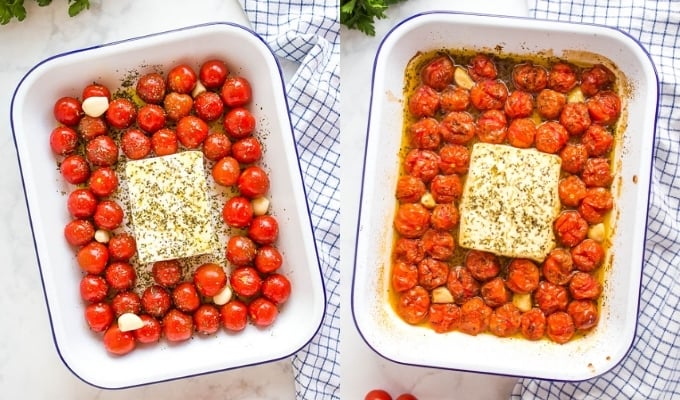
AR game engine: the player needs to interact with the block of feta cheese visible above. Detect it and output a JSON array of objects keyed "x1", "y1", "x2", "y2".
[
  {"x1": 125, "y1": 151, "x2": 218, "y2": 264},
  {"x1": 458, "y1": 143, "x2": 562, "y2": 262}
]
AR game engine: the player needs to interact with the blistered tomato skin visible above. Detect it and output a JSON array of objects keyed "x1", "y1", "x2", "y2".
[
  {"x1": 395, "y1": 175, "x2": 426, "y2": 203},
  {"x1": 470, "y1": 80, "x2": 508, "y2": 110},
  {"x1": 50, "y1": 126, "x2": 79, "y2": 155},
  {"x1": 535, "y1": 89, "x2": 566, "y2": 120},
  {"x1": 439, "y1": 111, "x2": 476, "y2": 144},
  {"x1": 546, "y1": 311, "x2": 575, "y2": 344},
  {"x1": 420, "y1": 55, "x2": 455, "y2": 91},
  {"x1": 459, "y1": 296, "x2": 492, "y2": 336},
  {"x1": 512, "y1": 63, "x2": 548, "y2": 93},
  {"x1": 548, "y1": 62, "x2": 578, "y2": 93},
  {"x1": 542, "y1": 248, "x2": 575, "y2": 286},
  {"x1": 393, "y1": 203, "x2": 430, "y2": 239},
  {"x1": 403, "y1": 149, "x2": 440, "y2": 182},
  {"x1": 429, "y1": 303, "x2": 461, "y2": 333},
  {"x1": 505, "y1": 259, "x2": 540, "y2": 294},
  {"x1": 468, "y1": 53, "x2": 497, "y2": 82},
  {"x1": 504, "y1": 90, "x2": 534, "y2": 119},
  {"x1": 408, "y1": 85, "x2": 440, "y2": 118},
  {"x1": 506, "y1": 118, "x2": 536, "y2": 149},
  {"x1": 571, "y1": 239, "x2": 605, "y2": 272},
  {"x1": 54, "y1": 96, "x2": 83, "y2": 126},
  {"x1": 429, "y1": 172, "x2": 462, "y2": 203},
  {"x1": 580, "y1": 64, "x2": 615, "y2": 97},
  {"x1": 559, "y1": 143, "x2": 588, "y2": 174},
  {"x1": 520, "y1": 308, "x2": 546, "y2": 340},
  {"x1": 221, "y1": 76, "x2": 252, "y2": 107},
  {"x1": 558, "y1": 175, "x2": 587, "y2": 207},
  {"x1": 417, "y1": 257, "x2": 449, "y2": 290}
]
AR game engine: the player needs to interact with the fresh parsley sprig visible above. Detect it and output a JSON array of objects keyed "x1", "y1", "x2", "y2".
[
  {"x1": 1, "y1": 0, "x2": 90, "y2": 25},
  {"x1": 340, "y1": 0, "x2": 407, "y2": 36}
]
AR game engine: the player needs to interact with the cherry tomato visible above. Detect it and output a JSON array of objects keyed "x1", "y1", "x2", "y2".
[
  {"x1": 546, "y1": 311, "x2": 575, "y2": 344},
  {"x1": 569, "y1": 271, "x2": 602, "y2": 300},
  {"x1": 93, "y1": 199, "x2": 124, "y2": 230},
  {"x1": 50, "y1": 126, "x2": 79, "y2": 155},
  {"x1": 409, "y1": 117, "x2": 441, "y2": 150},
  {"x1": 176, "y1": 115, "x2": 209, "y2": 149},
  {"x1": 141, "y1": 285, "x2": 172, "y2": 318},
  {"x1": 396, "y1": 394, "x2": 419, "y2": 400},
  {"x1": 136, "y1": 103, "x2": 167, "y2": 133},
  {"x1": 505, "y1": 258, "x2": 539, "y2": 294},
  {"x1": 199, "y1": 59, "x2": 229, "y2": 89},
  {"x1": 60, "y1": 154, "x2": 90, "y2": 184},
  {"x1": 429, "y1": 174, "x2": 462, "y2": 203},
  {"x1": 77, "y1": 115, "x2": 108, "y2": 141},
  {"x1": 67, "y1": 188, "x2": 97, "y2": 218},
  {"x1": 230, "y1": 266, "x2": 262, "y2": 297},
  {"x1": 221, "y1": 76, "x2": 252, "y2": 107},
  {"x1": 403, "y1": 149, "x2": 440, "y2": 182},
  {"x1": 578, "y1": 187, "x2": 613, "y2": 224},
  {"x1": 105, "y1": 98, "x2": 137, "y2": 129},
  {"x1": 222, "y1": 196, "x2": 254, "y2": 228},
  {"x1": 248, "y1": 215, "x2": 279, "y2": 245},
  {"x1": 488, "y1": 303, "x2": 521, "y2": 337},
  {"x1": 231, "y1": 136, "x2": 262, "y2": 164},
  {"x1": 365, "y1": 389, "x2": 392, "y2": 400},
  {"x1": 152, "y1": 259, "x2": 182, "y2": 288},
  {"x1": 469, "y1": 79, "x2": 508, "y2": 110},
  {"x1": 439, "y1": 111, "x2": 475, "y2": 145},
  {"x1": 504, "y1": 90, "x2": 534, "y2": 119},
  {"x1": 167, "y1": 64, "x2": 197, "y2": 94},
  {"x1": 548, "y1": 62, "x2": 578, "y2": 93},
  {"x1": 535, "y1": 121, "x2": 568, "y2": 154},
  {"x1": 212, "y1": 156, "x2": 241, "y2": 186},
  {"x1": 476, "y1": 109, "x2": 507, "y2": 144},
  {"x1": 468, "y1": 53, "x2": 497, "y2": 82},
  {"x1": 571, "y1": 238, "x2": 605, "y2": 272},
  {"x1": 248, "y1": 297, "x2": 278, "y2": 327},
  {"x1": 193, "y1": 263, "x2": 227, "y2": 297},
  {"x1": 223, "y1": 107, "x2": 256, "y2": 140},
  {"x1": 220, "y1": 299, "x2": 248, "y2": 331},
  {"x1": 558, "y1": 175, "x2": 587, "y2": 207},
  {"x1": 391, "y1": 261, "x2": 418, "y2": 293},
  {"x1": 393, "y1": 238, "x2": 425, "y2": 264},
  {"x1": 163, "y1": 92, "x2": 193, "y2": 121},
  {"x1": 396, "y1": 286, "x2": 430, "y2": 325},
  {"x1": 194, "y1": 91, "x2": 224, "y2": 122},
  {"x1": 587, "y1": 91, "x2": 621, "y2": 125},
  {"x1": 121, "y1": 128, "x2": 152, "y2": 160},
  {"x1": 421, "y1": 229, "x2": 455, "y2": 261},
  {"x1": 79, "y1": 274, "x2": 109, "y2": 303},
  {"x1": 421, "y1": 55, "x2": 455, "y2": 90},
  {"x1": 417, "y1": 258, "x2": 448, "y2": 291},
  {"x1": 262, "y1": 273, "x2": 291, "y2": 305},
  {"x1": 408, "y1": 85, "x2": 439, "y2": 118},
  {"x1": 111, "y1": 291, "x2": 141, "y2": 317},
  {"x1": 395, "y1": 175, "x2": 426, "y2": 203},
  {"x1": 105, "y1": 261, "x2": 136, "y2": 291},
  {"x1": 430, "y1": 203, "x2": 459, "y2": 231},
  {"x1": 88, "y1": 167, "x2": 118, "y2": 197},
  {"x1": 506, "y1": 118, "x2": 536, "y2": 149},
  {"x1": 535, "y1": 281, "x2": 569, "y2": 314},
  {"x1": 429, "y1": 302, "x2": 461, "y2": 333},
  {"x1": 559, "y1": 143, "x2": 588, "y2": 174},
  {"x1": 393, "y1": 203, "x2": 430, "y2": 239},
  {"x1": 560, "y1": 102, "x2": 591, "y2": 135},
  {"x1": 107, "y1": 232, "x2": 136, "y2": 261},
  {"x1": 568, "y1": 299, "x2": 599, "y2": 331},
  {"x1": 85, "y1": 302, "x2": 114, "y2": 333},
  {"x1": 554, "y1": 210, "x2": 588, "y2": 247},
  {"x1": 459, "y1": 296, "x2": 492, "y2": 336},
  {"x1": 193, "y1": 304, "x2": 221, "y2": 335},
  {"x1": 446, "y1": 265, "x2": 480, "y2": 304},
  {"x1": 520, "y1": 308, "x2": 546, "y2": 340},
  {"x1": 465, "y1": 250, "x2": 500, "y2": 281},
  {"x1": 133, "y1": 314, "x2": 162, "y2": 344},
  {"x1": 85, "y1": 135, "x2": 118, "y2": 167},
  {"x1": 582, "y1": 158, "x2": 613, "y2": 187},
  {"x1": 77, "y1": 241, "x2": 109, "y2": 274},
  {"x1": 582, "y1": 124, "x2": 614, "y2": 157},
  {"x1": 172, "y1": 282, "x2": 201, "y2": 313},
  {"x1": 480, "y1": 276, "x2": 510, "y2": 307},
  {"x1": 535, "y1": 88, "x2": 566, "y2": 120},
  {"x1": 542, "y1": 248, "x2": 575, "y2": 286},
  {"x1": 64, "y1": 219, "x2": 95, "y2": 246},
  {"x1": 254, "y1": 245, "x2": 283, "y2": 274},
  {"x1": 226, "y1": 235, "x2": 257, "y2": 266},
  {"x1": 103, "y1": 323, "x2": 136, "y2": 355},
  {"x1": 82, "y1": 83, "x2": 111, "y2": 100},
  {"x1": 238, "y1": 166, "x2": 270, "y2": 198},
  {"x1": 151, "y1": 128, "x2": 179, "y2": 156},
  {"x1": 580, "y1": 64, "x2": 615, "y2": 96},
  {"x1": 136, "y1": 72, "x2": 166, "y2": 104},
  {"x1": 440, "y1": 86, "x2": 470, "y2": 112},
  {"x1": 53, "y1": 96, "x2": 82, "y2": 126},
  {"x1": 512, "y1": 63, "x2": 548, "y2": 93},
  {"x1": 162, "y1": 309, "x2": 194, "y2": 342},
  {"x1": 202, "y1": 133, "x2": 232, "y2": 161}
]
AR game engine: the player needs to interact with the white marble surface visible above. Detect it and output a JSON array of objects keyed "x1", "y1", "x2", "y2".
[
  {"x1": 0, "y1": 1, "x2": 297, "y2": 399},
  {"x1": 339, "y1": 1, "x2": 530, "y2": 399}
]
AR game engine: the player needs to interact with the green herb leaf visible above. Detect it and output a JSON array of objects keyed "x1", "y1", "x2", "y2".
[
  {"x1": 340, "y1": 0, "x2": 408, "y2": 36},
  {"x1": 0, "y1": 0, "x2": 88, "y2": 25},
  {"x1": 67, "y1": 0, "x2": 89, "y2": 17}
]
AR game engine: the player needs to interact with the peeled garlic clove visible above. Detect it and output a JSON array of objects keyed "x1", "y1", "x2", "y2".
[
  {"x1": 192, "y1": 80, "x2": 207, "y2": 98},
  {"x1": 431, "y1": 286, "x2": 454, "y2": 304},
  {"x1": 118, "y1": 313, "x2": 144, "y2": 332},
  {"x1": 512, "y1": 293, "x2": 532, "y2": 312},
  {"x1": 94, "y1": 229, "x2": 110, "y2": 243},
  {"x1": 588, "y1": 223, "x2": 606, "y2": 242},
  {"x1": 81, "y1": 96, "x2": 109, "y2": 118},
  {"x1": 567, "y1": 87, "x2": 585, "y2": 103},
  {"x1": 212, "y1": 285, "x2": 233, "y2": 306},
  {"x1": 454, "y1": 67, "x2": 475, "y2": 90},
  {"x1": 251, "y1": 196, "x2": 270, "y2": 216},
  {"x1": 420, "y1": 192, "x2": 436, "y2": 209}
]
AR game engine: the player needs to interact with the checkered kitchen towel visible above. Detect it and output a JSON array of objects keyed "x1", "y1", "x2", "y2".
[
  {"x1": 238, "y1": 1, "x2": 340, "y2": 399},
  {"x1": 513, "y1": 1, "x2": 679, "y2": 399}
]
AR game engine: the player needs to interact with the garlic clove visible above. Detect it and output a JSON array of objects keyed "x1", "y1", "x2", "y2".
[
  {"x1": 94, "y1": 229, "x2": 111, "y2": 243},
  {"x1": 420, "y1": 192, "x2": 436, "y2": 209},
  {"x1": 81, "y1": 96, "x2": 109, "y2": 118},
  {"x1": 454, "y1": 67, "x2": 475, "y2": 90},
  {"x1": 251, "y1": 196, "x2": 270, "y2": 216},
  {"x1": 192, "y1": 80, "x2": 207, "y2": 98},
  {"x1": 588, "y1": 223, "x2": 606, "y2": 242},
  {"x1": 431, "y1": 286, "x2": 454, "y2": 304},
  {"x1": 512, "y1": 293, "x2": 533, "y2": 312},
  {"x1": 212, "y1": 285, "x2": 233, "y2": 306},
  {"x1": 118, "y1": 313, "x2": 144, "y2": 332}
]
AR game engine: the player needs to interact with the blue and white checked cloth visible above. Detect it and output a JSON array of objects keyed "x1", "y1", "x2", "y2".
[
  {"x1": 513, "y1": 1, "x2": 679, "y2": 399},
  {"x1": 238, "y1": 1, "x2": 340, "y2": 399}
]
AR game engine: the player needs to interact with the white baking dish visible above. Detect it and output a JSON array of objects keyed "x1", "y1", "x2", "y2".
[
  {"x1": 352, "y1": 11, "x2": 657, "y2": 380},
  {"x1": 11, "y1": 22, "x2": 325, "y2": 389}
]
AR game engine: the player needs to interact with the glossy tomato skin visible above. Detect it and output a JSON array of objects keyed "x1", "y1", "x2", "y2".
[
  {"x1": 152, "y1": 260, "x2": 182, "y2": 288},
  {"x1": 103, "y1": 323, "x2": 136, "y2": 355},
  {"x1": 108, "y1": 232, "x2": 136, "y2": 261},
  {"x1": 421, "y1": 55, "x2": 454, "y2": 90},
  {"x1": 133, "y1": 314, "x2": 162, "y2": 344},
  {"x1": 167, "y1": 64, "x2": 197, "y2": 94},
  {"x1": 105, "y1": 261, "x2": 137, "y2": 291},
  {"x1": 226, "y1": 235, "x2": 257, "y2": 266},
  {"x1": 60, "y1": 154, "x2": 90, "y2": 185},
  {"x1": 164, "y1": 92, "x2": 193, "y2": 121},
  {"x1": 231, "y1": 136, "x2": 262, "y2": 164},
  {"x1": 397, "y1": 286, "x2": 430, "y2": 325},
  {"x1": 64, "y1": 219, "x2": 95, "y2": 246},
  {"x1": 176, "y1": 115, "x2": 209, "y2": 149},
  {"x1": 202, "y1": 133, "x2": 231, "y2": 161},
  {"x1": 79, "y1": 274, "x2": 109, "y2": 303},
  {"x1": 88, "y1": 167, "x2": 118, "y2": 197},
  {"x1": 136, "y1": 72, "x2": 166, "y2": 104},
  {"x1": 194, "y1": 91, "x2": 224, "y2": 122},
  {"x1": 248, "y1": 297, "x2": 278, "y2": 327},
  {"x1": 54, "y1": 96, "x2": 83, "y2": 126},
  {"x1": 50, "y1": 126, "x2": 79, "y2": 155},
  {"x1": 151, "y1": 128, "x2": 179, "y2": 156},
  {"x1": 223, "y1": 107, "x2": 256, "y2": 139},
  {"x1": 121, "y1": 128, "x2": 152, "y2": 160},
  {"x1": 162, "y1": 309, "x2": 194, "y2": 342},
  {"x1": 78, "y1": 115, "x2": 108, "y2": 141},
  {"x1": 141, "y1": 285, "x2": 172, "y2": 318},
  {"x1": 67, "y1": 188, "x2": 97, "y2": 218},
  {"x1": 193, "y1": 304, "x2": 221, "y2": 335},
  {"x1": 85, "y1": 135, "x2": 118, "y2": 167},
  {"x1": 200, "y1": 59, "x2": 229, "y2": 89},
  {"x1": 82, "y1": 83, "x2": 111, "y2": 100},
  {"x1": 230, "y1": 266, "x2": 262, "y2": 298},
  {"x1": 247, "y1": 215, "x2": 279, "y2": 245},
  {"x1": 106, "y1": 98, "x2": 137, "y2": 129},
  {"x1": 136, "y1": 104, "x2": 167, "y2": 133},
  {"x1": 193, "y1": 263, "x2": 227, "y2": 297},
  {"x1": 221, "y1": 76, "x2": 252, "y2": 107},
  {"x1": 93, "y1": 200, "x2": 124, "y2": 230},
  {"x1": 111, "y1": 291, "x2": 142, "y2": 317},
  {"x1": 365, "y1": 389, "x2": 392, "y2": 400},
  {"x1": 254, "y1": 245, "x2": 283, "y2": 274},
  {"x1": 222, "y1": 196, "x2": 254, "y2": 228},
  {"x1": 212, "y1": 156, "x2": 241, "y2": 186},
  {"x1": 220, "y1": 299, "x2": 248, "y2": 331},
  {"x1": 77, "y1": 241, "x2": 109, "y2": 274},
  {"x1": 261, "y1": 273, "x2": 291, "y2": 305},
  {"x1": 85, "y1": 302, "x2": 114, "y2": 332},
  {"x1": 238, "y1": 166, "x2": 270, "y2": 198},
  {"x1": 172, "y1": 282, "x2": 201, "y2": 313}
]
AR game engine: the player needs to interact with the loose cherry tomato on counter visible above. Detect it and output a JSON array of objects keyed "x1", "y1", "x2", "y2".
[
  {"x1": 93, "y1": 200, "x2": 124, "y2": 230},
  {"x1": 231, "y1": 136, "x2": 262, "y2": 164},
  {"x1": 60, "y1": 154, "x2": 90, "y2": 185},
  {"x1": 238, "y1": 166, "x2": 270, "y2": 198},
  {"x1": 220, "y1": 299, "x2": 248, "y2": 332},
  {"x1": 176, "y1": 115, "x2": 209, "y2": 149},
  {"x1": 230, "y1": 266, "x2": 262, "y2": 298},
  {"x1": 194, "y1": 91, "x2": 224, "y2": 122},
  {"x1": 121, "y1": 128, "x2": 152, "y2": 160},
  {"x1": 221, "y1": 76, "x2": 252, "y2": 107},
  {"x1": 212, "y1": 156, "x2": 241, "y2": 186},
  {"x1": 105, "y1": 98, "x2": 137, "y2": 129},
  {"x1": 50, "y1": 126, "x2": 79, "y2": 155},
  {"x1": 254, "y1": 245, "x2": 283, "y2": 274},
  {"x1": 151, "y1": 128, "x2": 179, "y2": 156},
  {"x1": 172, "y1": 282, "x2": 201, "y2": 313},
  {"x1": 136, "y1": 104, "x2": 167, "y2": 134},
  {"x1": 67, "y1": 188, "x2": 97, "y2": 219},
  {"x1": 152, "y1": 259, "x2": 182, "y2": 288},
  {"x1": 163, "y1": 92, "x2": 193, "y2": 121},
  {"x1": 193, "y1": 263, "x2": 227, "y2": 297},
  {"x1": 141, "y1": 285, "x2": 172, "y2": 318},
  {"x1": 79, "y1": 274, "x2": 109, "y2": 303},
  {"x1": 226, "y1": 235, "x2": 258, "y2": 266},
  {"x1": 105, "y1": 261, "x2": 137, "y2": 292},
  {"x1": 199, "y1": 59, "x2": 229, "y2": 89},
  {"x1": 85, "y1": 302, "x2": 114, "y2": 333},
  {"x1": 136, "y1": 72, "x2": 166, "y2": 104},
  {"x1": 77, "y1": 115, "x2": 108, "y2": 141},
  {"x1": 107, "y1": 232, "x2": 136, "y2": 261},
  {"x1": 82, "y1": 83, "x2": 111, "y2": 100},
  {"x1": 53, "y1": 96, "x2": 83, "y2": 126},
  {"x1": 85, "y1": 135, "x2": 118, "y2": 167},
  {"x1": 162, "y1": 309, "x2": 194, "y2": 342},
  {"x1": 77, "y1": 241, "x2": 109, "y2": 274},
  {"x1": 202, "y1": 133, "x2": 232, "y2": 161},
  {"x1": 222, "y1": 196, "x2": 254, "y2": 228},
  {"x1": 193, "y1": 304, "x2": 221, "y2": 335},
  {"x1": 396, "y1": 394, "x2": 419, "y2": 400},
  {"x1": 248, "y1": 215, "x2": 279, "y2": 245},
  {"x1": 261, "y1": 273, "x2": 291, "y2": 305},
  {"x1": 111, "y1": 291, "x2": 142, "y2": 317},
  {"x1": 64, "y1": 219, "x2": 95, "y2": 246},
  {"x1": 223, "y1": 107, "x2": 256, "y2": 139},
  {"x1": 103, "y1": 323, "x2": 136, "y2": 355},
  {"x1": 88, "y1": 166, "x2": 118, "y2": 197},
  {"x1": 167, "y1": 64, "x2": 197, "y2": 94},
  {"x1": 364, "y1": 389, "x2": 392, "y2": 400},
  {"x1": 248, "y1": 297, "x2": 278, "y2": 327},
  {"x1": 133, "y1": 314, "x2": 162, "y2": 344}
]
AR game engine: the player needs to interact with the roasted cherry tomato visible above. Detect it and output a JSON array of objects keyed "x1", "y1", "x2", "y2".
[
  {"x1": 468, "y1": 53, "x2": 497, "y2": 82},
  {"x1": 396, "y1": 285, "x2": 430, "y2": 325},
  {"x1": 393, "y1": 203, "x2": 430, "y2": 239},
  {"x1": 465, "y1": 250, "x2": 500, "y2": 281},
  {"x1": 391, "y1": 261, "x2": 418, "y2": 293},
  {"x1": 469, "y1": 79, "x2": 508, "y2": 110},
  {"x1": 395, "y1": 175, "x2": 426, "y2": 203},
  {"x1": 520, "y1": 308, "x2": 546, "y2": 340},
  {"x1": 535, "y1": 88, "x2": 565, "y2": 120},
  {"x1": 480, "y1": 276, "x2": 510, "y2": 308},
  {"x1": 438, "y1": 144, "x2": 469, "y2": 175},
  {"x1": 409, "y1": 117, "x2": 441, "y2": 150},
  {"x1": 560, "y1": 102, "x2": 591, "y2": 135},
  {"x1": 421, "y1": 55, "x2": 455, "y2": 90},
  {"x1": 542, "y1": 248, "x2": 575, "y2": 286},
  {"x1": 403, "y1": 149, "x2": 440, "y2": 182},
  {"x1": 429, "y1": 303, "x2": 461, "y2": 333},
  {"x1": 548, "y1": 62, "x2": 578, "y2": 93},
  {"x1": 512, "y1": 63, "x2": 548, "y2": 93},
  {"x1": 506, "y1": 118, "x2": 536, "y2": 149},
  {"x1": 446, "y1": 266, "x2": 480, "y2": 304},
  {"x1": 488, "y1": 303, "x2": 521, "y2": 337},
  {"x1": 504, "y1": 90, "x2": 534, "y2": 119},
  {"x1": 408, "y1": 85, "x2": 439, "y2": 118},
  {"x1": 459, "y1": 296, "x2": 492, "y2": 336},
  {"x1": 505, "y1": 259, "x2": 539, "y2": 294},
  {"x1": 546, "y1": 311, "x2": 575, "y2": 344},
  {"x1": 417, "y1": 258, "x2": 449, "y2": 290},
  {"x1": 559, "y1": 143, "x2": 588, "y2": 174}
]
